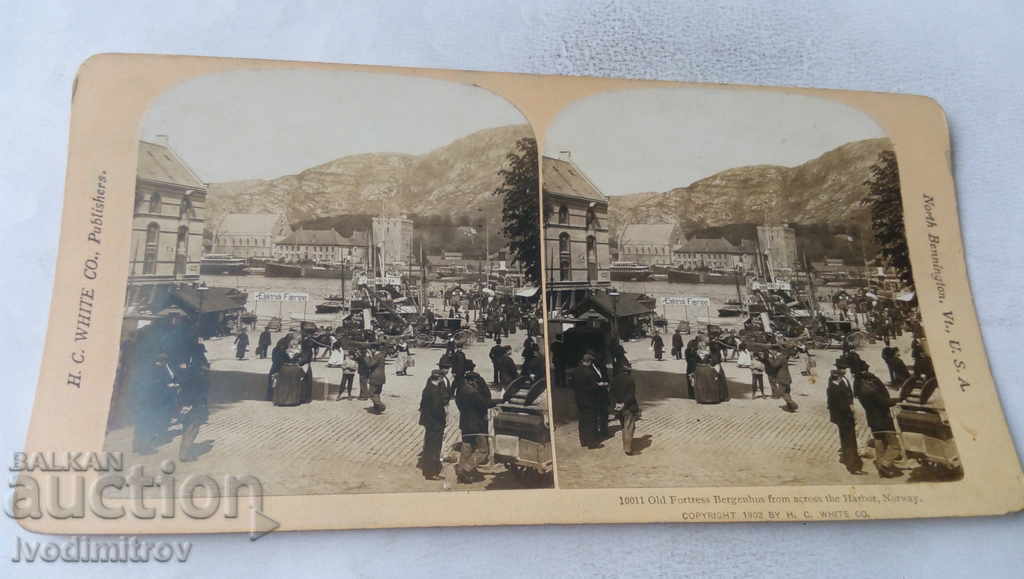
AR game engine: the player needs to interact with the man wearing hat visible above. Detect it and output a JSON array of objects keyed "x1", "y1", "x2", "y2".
[
  {"x1": 852, "y1": 359, "x2": 903, "y2": 478},
  {"x1": 366, "y1": 345, "x2": 387, "y2": 413},
  {"x1": 827, "y1": 358, "x2": 864, "y2": 474},
  {"x1": 568, "y1": 351, "x2": 607, "y2": 449},
  {"x1": 454, "y1": 359, "x2": 496, "y2": 483},
  {"x1": 418, "y1": 357, "x2": 452, "y2": 480}
]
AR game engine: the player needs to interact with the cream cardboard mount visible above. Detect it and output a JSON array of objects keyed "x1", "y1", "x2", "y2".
[{"x1": 17, "y1": 54, "x2": 1023, "y2": 534}]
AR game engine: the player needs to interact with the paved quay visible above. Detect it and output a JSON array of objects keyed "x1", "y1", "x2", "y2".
[
  {"x1": 551, "y1": 333, "x2": 953, "y2": 489},
  {"x1": 105, "y1": 328, "x2": 549, "y2": 495}
]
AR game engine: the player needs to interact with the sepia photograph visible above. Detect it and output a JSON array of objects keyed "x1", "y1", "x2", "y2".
[
  {"x1": 104, "y1": 68, "x2": 551, "y2": 494},
  {"x1": 543, "y1": 87, "x2": 959, "y2": 488}
]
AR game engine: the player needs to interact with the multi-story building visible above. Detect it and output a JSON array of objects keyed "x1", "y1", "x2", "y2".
[
  {"x1": 617, "y1": 223, "x2": 679, "y2": 265},
  {"x1": 673, "y1": 237, "x2": 757, "y2": 271},
  {"x1": 543, "y1": 155, "x2": 611, "y2": 310},
  {"x1": 371, "y1": 215, "x2": 414, "y2": 267},
  {"x1": 128, "y1": 138, "x2": 207, "y2": 286},
  {"x1": 212, "y1": 213, "x2": 290, "y2": 259},
  {"x1": 275, "y1": 227, "x2": 369, "y2": 263},
  {"x1": 756, "y1": 224, "x2": 798, "y2": 273}
]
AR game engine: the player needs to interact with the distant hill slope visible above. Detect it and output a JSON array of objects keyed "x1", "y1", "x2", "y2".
[
  {"x1": 608, "y1": 137, "x2": 894, "y2": 239},
  {"x1": 206, "y1": 124, "x2": 533, "y2": 226}
]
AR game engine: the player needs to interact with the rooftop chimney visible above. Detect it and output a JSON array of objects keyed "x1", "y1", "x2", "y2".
[
  {"x1": 154, "y1": 134, "x2": 170, "y2": 147},
  {"x1": 558, "y1": 150, "x2": 572, "y2": 161}
]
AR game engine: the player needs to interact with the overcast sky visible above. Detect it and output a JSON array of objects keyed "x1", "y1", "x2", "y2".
[
  {"x1": 141, "y1": 69, "x2": 528, "y2": 182},
  {"x1": 544, "y1": 87, "x2": 885, "y2": 196}
]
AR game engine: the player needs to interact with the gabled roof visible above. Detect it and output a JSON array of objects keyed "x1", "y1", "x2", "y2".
[
  {"x1": 674, "y1": 237, "x2": 752, "y2": 254},
  {"x1": 137, "y1": 141, "x2": 205, "y2": 189},
  {"x1": 278, "y1": 228, "x2": 368, "y2": 246},
  {"x1": 217, "y1": 213, "x2": 286, "y2": 235},
  {"x1": 619, "y1": 223, "x2": 677, "y2": 246},
  {"x1": 542, "y1": 156, "x2": 607, "y2": 203}
]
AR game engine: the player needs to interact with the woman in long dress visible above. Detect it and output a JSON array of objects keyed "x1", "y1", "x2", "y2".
[
  {"x1": 273, "y1": 355, "x2": 306, "y2": 406},
  {"x1": 395, "y1": 341, "x2": 411, "y2": 376},
  {"x1": 693, "y1": 357, "x2": 725, "y2": 404}
]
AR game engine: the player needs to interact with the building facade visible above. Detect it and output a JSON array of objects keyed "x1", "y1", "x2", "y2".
[
  {"x1": 757, "y1": 224, "x2": 798, "y2": 273},
  {"x1": 673, "y1": 237, "x2": 757, "y2": 271},
  {"x1": 618, "y1": 223, "x2": 679, "y2": 265},
  {"x1": 128, "y1": 139, "x2": 207, "y2": 286},
  {"x1": 212, "y1": 213, "x2": 291, "y2": 259},
  {"x1": 371, "y1": 216, "x2": 414, "y2": 267},
  {"x1": 275, "y1": 228, "x2": 369, "y2": 263},
  {"x1": 543, "y1": 156, "x2": 611, "y2": 289}
]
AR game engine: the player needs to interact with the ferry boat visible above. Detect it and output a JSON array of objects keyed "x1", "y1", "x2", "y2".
[
  {"x1": 667, "y1": 267, "x2": 742, "y2": 285},
  {"x1": 199, "y1": 254, "x2": 248, "y2": 275},
  {"x1": 609, "y1": 261, "x2": 653, "y2": 281}
]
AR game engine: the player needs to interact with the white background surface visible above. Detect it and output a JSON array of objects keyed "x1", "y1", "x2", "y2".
[{"x1": 1, "y1": 1, "x2": 1022, "y2": 577}]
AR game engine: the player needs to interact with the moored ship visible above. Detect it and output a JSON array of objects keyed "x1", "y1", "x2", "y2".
[
  {"x1": 199, "y1": 254, "x2": 249, "y2": 275},
  {"x1": 609, "y1": 261, "x2": 653, "y2": 281}
]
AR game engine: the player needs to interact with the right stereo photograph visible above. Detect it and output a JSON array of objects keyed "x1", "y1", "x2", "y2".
[{"x1": 542, "y1": 87, "x2": 960, "y2": 489}]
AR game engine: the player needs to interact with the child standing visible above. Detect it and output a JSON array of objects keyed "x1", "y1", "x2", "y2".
[{"x1": 750, "y1": 352, "x2": 766, "y2": 398}]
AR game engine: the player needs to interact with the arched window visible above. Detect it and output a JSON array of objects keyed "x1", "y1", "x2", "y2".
[
  {"x1": 143, "y1": 222, "x2": 159, "y2": 274},
  {"x1": 179, "y1": 190, "x2": 193, "y2": 218},
  {"x1": 174, "y1": 226, "x2": 188, "y2": 276},
  {"x1": 558, "y1": 205, "x2": 569, "y2": 225},
  {"x1": 586, "y1": 235, "x2": 597, "y2": 282},
  {"x1": 149, "y1": 191, "x2": 162, "y2": 214},
  {"x1": 586, "y1": 207, "x2": 597, "y2": 230},
  {"x1": 558, "y1": 232, "x2": 571, "y2": 281}
]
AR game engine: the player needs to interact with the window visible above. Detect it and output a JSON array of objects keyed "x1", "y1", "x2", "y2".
[
  {"x1": 179, "y1": 192, "x2": 193, "y2": 218},
  {"x1": 586, "y1": 207, "x2": 597, "y2": 230},
  {"x1": 558, "y1": 232, "x2": 571, "y2": 281},
  {"x1": 174, "y1": 226, "x2": 188, "y2": 276},
  {"x1": 149, "y1": 192, "x2": 162, "y2": 214},
  {"x1": 143, "y1": 223, "x2": 159, "y2": 274},
  {"x1": 586, "y1": 235, "x2": 597, "y2": 282},
  {"x1": 558, "y1": 205, "x2": 569, "y2": 225}
]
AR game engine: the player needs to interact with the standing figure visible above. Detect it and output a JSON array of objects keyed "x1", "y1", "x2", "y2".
[
  {"x1": 611, "y1": 366, "x2": 640, "y2": 455},
  {"x1": 337, "y1": 353, "x2": 357, "y2": 400},
  {"x1": 356, "y1": 348, "x2": 371, "y2": 400},
  {"x1": 569, "y1": 352, "x2": 606, "y2": 449},
  {"x1": 132, "y1": 353, "x2": 176, "y2": 455},
  {"x1": 853, "y1": 360, "x2": 903, "y2": 478},
  {"x1": 651, "y1": 332, "x2": 665, "y2": 361},
  {"x1": 234, "y1": 329, "x2": 249, "y2": 360},
  {"x1": 495, "y1": 346, "x2": 519, "y2": 392},
  {"x1": 395, "y1": 341, "x2": 412, "y2": 376},
  {"x1": 827, "y1": 359, "x2": 865, "y2": 474},
  {"x1": 489, "y1": 338, "x2": 505, "y2": 386},
  {"x1": 256, "y1": 326, "x2": 272, "y2": 359},
  {"x1": 175, "y1": 358, "x2": 210, "y2": 462},
  {"x1": 454, "y1": 359, "x2": 496, "y2": 483},
  {"x1": 366, "y1": 346, "x2": 387, "y2": 413},
  {"x1": 418, "y1": 359, "x2": 451, "y2": 480},
  {"x1": 267, "y1": 334, "x2": 293, "y2": 401},
  {"x1": 750, "y1": 351, "x2": 767, "y2": 398},
  {"x1": 766, "y1": 346, "x2": 799, "y2": 412},
  {"x1": 671, "y1": 329, "x2": 684, "y2": 360},
  {"x1": 273, "y1": 354, "x2": 306, "y2": 406}
]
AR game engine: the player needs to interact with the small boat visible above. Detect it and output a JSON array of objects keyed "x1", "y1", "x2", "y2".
[
  {"x1": 667, "y1": 267, "x2": 701, "y2": 284},
  {"x1": 200, "y1": 254, "x2": 248, "y2": 275},
  {"x1": 609, "y1": 261, "x2": 653, "y2": 281},
  {"x1": 314, "y1": 295, "x2": 348, "y2": 314}
]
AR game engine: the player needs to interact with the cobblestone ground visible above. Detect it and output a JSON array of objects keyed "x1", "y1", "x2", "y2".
[
  {"x1": 105, "y1": 328, "x2": 550, "y2": 495},
  {"x1": 552, "y1": 333, "x2": 954, "y2": 489}
]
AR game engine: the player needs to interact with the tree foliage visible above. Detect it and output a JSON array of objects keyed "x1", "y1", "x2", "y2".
[
  {"x1": 861, "y1": 150, "x2": 912, "y2": 286},
  {"x1": 494, "y1": 137, "x2": 545, "y2": 284}
]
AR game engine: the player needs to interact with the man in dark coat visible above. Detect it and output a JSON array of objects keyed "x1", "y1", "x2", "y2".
[
  {"x1": 826, "y1": 359, "x2": 864, "y2": 474},
  {"x1": 488, "y1": 338, "x2": 505, "y2": 387},
  {"x1": 234, "y1": 329, "x2": 249, "y2": 360},
  {"x1": 853, "y1": 360, "x2": 903, "y2": 478},
  {"x1": 356, "y1": 348, "x2": 371, "y2": 400},
  {"x1": 256, "y1": 327, "x2": 272, "y2": 359},
  {"x1": 175, "y1": 358, "x2": 210, "y2": 462},
  {"x1": 609, "y1": 339, "x2": 630, "y2": 376},
  {"x1": 766, "y1": 345, "x2": 799, "y2": 412},
  {"x1": 550, "y1": 334, "x2": 566, "y2": 387},
  {"x1": 366, "y1": 346, "x2": 387, "y2": 413},
  {"x1": 495, "y1": 346, "x2": 519, "y2": 391},
  {"x1": 454, "y1": 360, "x2": 496, "y2": 483},
  {"x1": 611, "y1": 366, "x2": 640, "y2": 455},
  {"x1": 133, "y1": 353, "x2": 175, "y2": 455},
  {"x1": 671, "y1": 329, "x2": 684, "y2": 360},
  {"x1": 418, "y1": 359, "x2": 451, "y2": 480},
  {"x1": 651, "y1": 332, "x2": 665, "y2": 361},
  {"x1": 568, "y1": 352, "x2": 607, "y2": 449}
]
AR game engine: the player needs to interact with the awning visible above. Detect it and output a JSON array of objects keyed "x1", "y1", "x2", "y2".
[{"x1": 515, "y1": 286, "x2": 540, "y2": 298}]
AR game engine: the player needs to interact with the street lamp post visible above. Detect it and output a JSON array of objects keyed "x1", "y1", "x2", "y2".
[{"x1": 608, "y1": 289, "x2": 621, "y2": 341}]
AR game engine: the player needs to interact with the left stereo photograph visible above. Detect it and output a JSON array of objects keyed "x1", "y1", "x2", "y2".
[{"x1": 107, "y1": 68, "x2": 551, "y2": 495}]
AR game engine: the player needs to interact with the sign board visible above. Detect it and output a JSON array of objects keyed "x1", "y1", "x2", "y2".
[
  {"x1": 663, "y1": 296, "x2": 710, "y2": 306},
  {"x1": 753, "y1": 278, "x2": 790, "y2": 291},
  {"x1": 685, "y1": 297, "x2": 710, "y2": 306},
  {"x1": 255, "y1": 292, "x2": 308, "y2": 302},
  {"x1": 356, "y1": 275, "x2": 402, "y2": 286}
]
